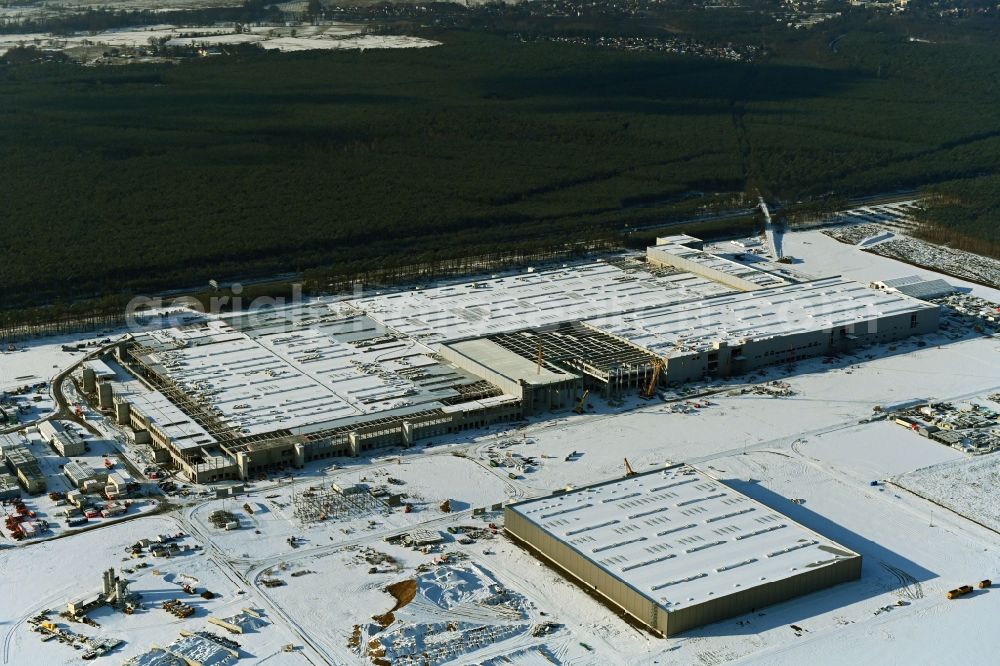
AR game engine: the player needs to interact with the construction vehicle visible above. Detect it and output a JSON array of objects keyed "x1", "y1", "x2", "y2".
[
  {"x1": 104, "y1": 458, "x2": 114, "y2": 470},
  {"x1": 624, "y1": 458, "x2": 637, "y2": 477},
  {"x1": 979, "y1": 579, "x2": 992, "y2": 589},
  {"x1": 573, "y1": 390, "x2": 590, "y2": 414}
]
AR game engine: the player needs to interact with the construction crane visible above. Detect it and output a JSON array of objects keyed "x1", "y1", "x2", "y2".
[
  {"x1": 536, "y1": 340, "x2": 543, "y2": 375},
  {"x1": 641, "y1": 359, "x2": 663, "y2": 399},
  {"x1": 641, "y1": 339, "x2": 686, "y2": 399},
  {"x1": 624, "y1": 458, "x2": 637, "y2": 477},
  {"x1": 573, "y1": 389, "x2": 590, "y2": 414}
]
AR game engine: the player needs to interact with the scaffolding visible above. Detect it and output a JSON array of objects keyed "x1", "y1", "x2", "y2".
[
  {"x1": 292, "y1": 483, "x2": 387, "y2": 524},
  {"x1": 488, "y1": 322, "x2": 660, "y2": 395}
]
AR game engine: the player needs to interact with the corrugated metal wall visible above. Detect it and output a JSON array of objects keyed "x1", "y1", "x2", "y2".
[
  {"x1": 506, "y1": 507, "x2": 666, "y2": 634},
  {"x1": 664, "y1": 555, "x2": 862, "y2": 636},
  {"x1": 506, "y1": 506, "x2": 862, "y2": 637}
]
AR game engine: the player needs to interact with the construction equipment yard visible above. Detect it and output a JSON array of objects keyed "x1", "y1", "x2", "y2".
[{"x1": 2, "y1": 227, "x2": 1000, "y2": 665}]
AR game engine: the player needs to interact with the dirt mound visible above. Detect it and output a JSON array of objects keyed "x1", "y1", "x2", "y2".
[
  {"x1": 387, "y1": 579, "x2": 418, "y2": 610},
  {"x1": 371, "y1": 579, "x2": 417, "y2": 629}
]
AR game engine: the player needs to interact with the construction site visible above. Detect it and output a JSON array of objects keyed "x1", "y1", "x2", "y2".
[
  {"x1": 71, "y1": 236, "x2": 944, "y2": 484},
  {"x1": 4, "y1": 221, "x2": 1000, "y2": 666}
]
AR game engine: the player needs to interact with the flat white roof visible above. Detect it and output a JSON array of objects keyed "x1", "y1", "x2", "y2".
[
  {"x1": 132, "y1": 319, "x2": 477, "y2": 437},
  {"x1": 444, "y1": 338, "x2": 576, "y2": 386},
  {"x1": 508, "y1": 465, "x2": 858, "y2": 612},
  {"x1": 84, "y1": 359, "x2": 117, "y2": 379},
  {"x1": 351, "y1": 262, "x2": 731, "y2": 344},
  {"x1": 648, "y1": 242, "x2": 788, "y2": 289},
  {"x1": 113, "y1": 381, "x2": 217, "y2": 451},
  {"x1": 655, "y1": 234, "x2": 702, "y2": 246},
  {"x1": 587, "y1": 277, "x2": 937, "y2": 357}
]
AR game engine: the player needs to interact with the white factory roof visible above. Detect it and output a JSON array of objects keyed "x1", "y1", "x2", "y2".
[
  {"x1": 114, "y1": 382, "x2": 217, "y2": 451},
  {"x1": 508, "y1": 465, "x2": 858, "y2": 612},
  {"x1": 84, "y1": 359, "x2": 117, "y2": 379},
  {"x1": 132, "y1": 320, "x2": 474, "y2": 437},
  {"x1": 444, "y1": 338, "x2": 576, "y2": 386},
  {"x1": 37, "y1": 420, "x2": 63, "y2": 441},
  {"x1": 587, "y1": 277, "x2": 937, "y2": 357},
  {"x1": 351, "y1": 261, "x2": 731, "y2": 343},
  {"x1": 655, "y1": 234, "x2": 702, "y2": 247},
  {"x1": 647, "y1": 242, "x2": 787, "y2": 289}
]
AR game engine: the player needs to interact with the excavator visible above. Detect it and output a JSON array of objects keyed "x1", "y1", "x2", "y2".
[{"x1": 573, "y1": 389, "x2": 590, "y2": 414}]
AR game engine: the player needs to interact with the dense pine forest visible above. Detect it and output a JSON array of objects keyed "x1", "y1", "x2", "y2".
[{"x1": 1, "y1": 14, "x2": 999, "y2": 315}]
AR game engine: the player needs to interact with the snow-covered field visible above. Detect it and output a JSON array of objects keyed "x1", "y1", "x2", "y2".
[
  {"x1": 0, "y1": 23, "x2": 440, "y2": 56},
  {"x1": 3, "y1": 229, "x2": 1000, "y2": 665},
  {"x1": 0, "y1": 515, "x2": 304, "y2": 664},
  {"x1": 896, "y1": 455, "x2": 1000, "y2": 533}
]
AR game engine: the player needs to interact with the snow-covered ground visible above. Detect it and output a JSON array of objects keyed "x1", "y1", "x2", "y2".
[
  {"x1": 896, "y1": 455, "x2": 1000, "y2": 533},
  {"x1": 0, "y1": 23, "x2": 439, "y2": 56},
  {"x1": 2, "y1": 229, "x2": 1000, "y2": 665},
  {"x1": 0, "y1": 515, "x2": 305, "y2": 664}
]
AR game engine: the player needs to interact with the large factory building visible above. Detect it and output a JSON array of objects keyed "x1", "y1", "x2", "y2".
[
  {"x1": 83, "y1": 239, "x2": 942, "y2": 483},
  {"x1": 505, "y1": 465, "x2": 862, "y2": 636}
]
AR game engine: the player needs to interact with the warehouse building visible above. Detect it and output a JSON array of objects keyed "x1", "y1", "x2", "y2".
[
  {"x1": 0, "y1": 433, "x2": 22, "y2": 458},
  {"x1": 64, "y1": 461, "x2": 108, "y2": 491},
  {"x1": 93, "y1": 249, "x2": 944, "y2": 484},
  {"x1": 107, "y1": 306, "x2": 528, "y2": 482},
  {"x1": 105, "y1": 471, "x2": 138, "y2": 498},
  {"x1": 439, "y1": 338, "x2": 582, "y2": 415},
  {"x1": 505, "y1": 465, "x2": 861, "y2": 636},
  {"x1": 0, "y1": 472, "x2": 20, "y2": 501},
  {"x1": 588, "y1": 277, "x2": 940, "y2": 385},
  {"x1": 869, "y1": 275, "x2": 956, "y2": 301},
  {"x1": 646, "y1": 237, "x2": 788, "y2": 291},
  {"x1": 352, "y1": 261, "x2": 731, "y2": 344},
  {"x1": 4, "y1": 444, "x2": 46, "y2": 494},
  {"x1": 38, "y1": 420, "x2": 86, "y2": 457}
]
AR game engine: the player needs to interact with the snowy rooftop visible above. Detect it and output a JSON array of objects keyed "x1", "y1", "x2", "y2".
[
  {"x1": 112, "y1": 381, "x2": 217, "y2": 451},
  {"x1": 587, "y1": 277, "x2": 937, "y2": 357},
  {"x1": 875, "y1": 275, "x2": 955, "y2": 301},
  {"x1": 648, "y1": 242, "x2": 788, "y2": 289},
  {"x1": 443, "y1": 338, "x2": 577, "y2": 386},
  {"x1": 508, "y1": 465, "x2": 859, "y2": 612},
  {"x1": 84, "y1": 359, "x2": 117, "y2": 379},
  {"x1": 655, "y1": 234, "x2": 702, "y2": 247},
  {"x1": 130, "y1": 317, "x2": 482, "y2": 437},
  {"x1": 351, "y1": 262, "x2": 731, "y2": 344}
]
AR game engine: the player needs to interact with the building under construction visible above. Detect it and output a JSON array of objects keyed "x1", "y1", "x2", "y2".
[
  {"x1": 93, "y1": 242, "x2": 941, "y2": 483},
  {"x1": 67, "y1": 568, "x2": 134, "y2": 616},
  {"x1": 98, "y1": 305, "x2": 524, "y2": 483}
]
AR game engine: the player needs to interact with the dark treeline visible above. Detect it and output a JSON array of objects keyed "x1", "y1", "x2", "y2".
[
  {"x1": 2, "y1": 19, "x2": 1000, "y2": 315},
  {"x1": 0, "y1": 0, "x2": 280, "y2": 35}
]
